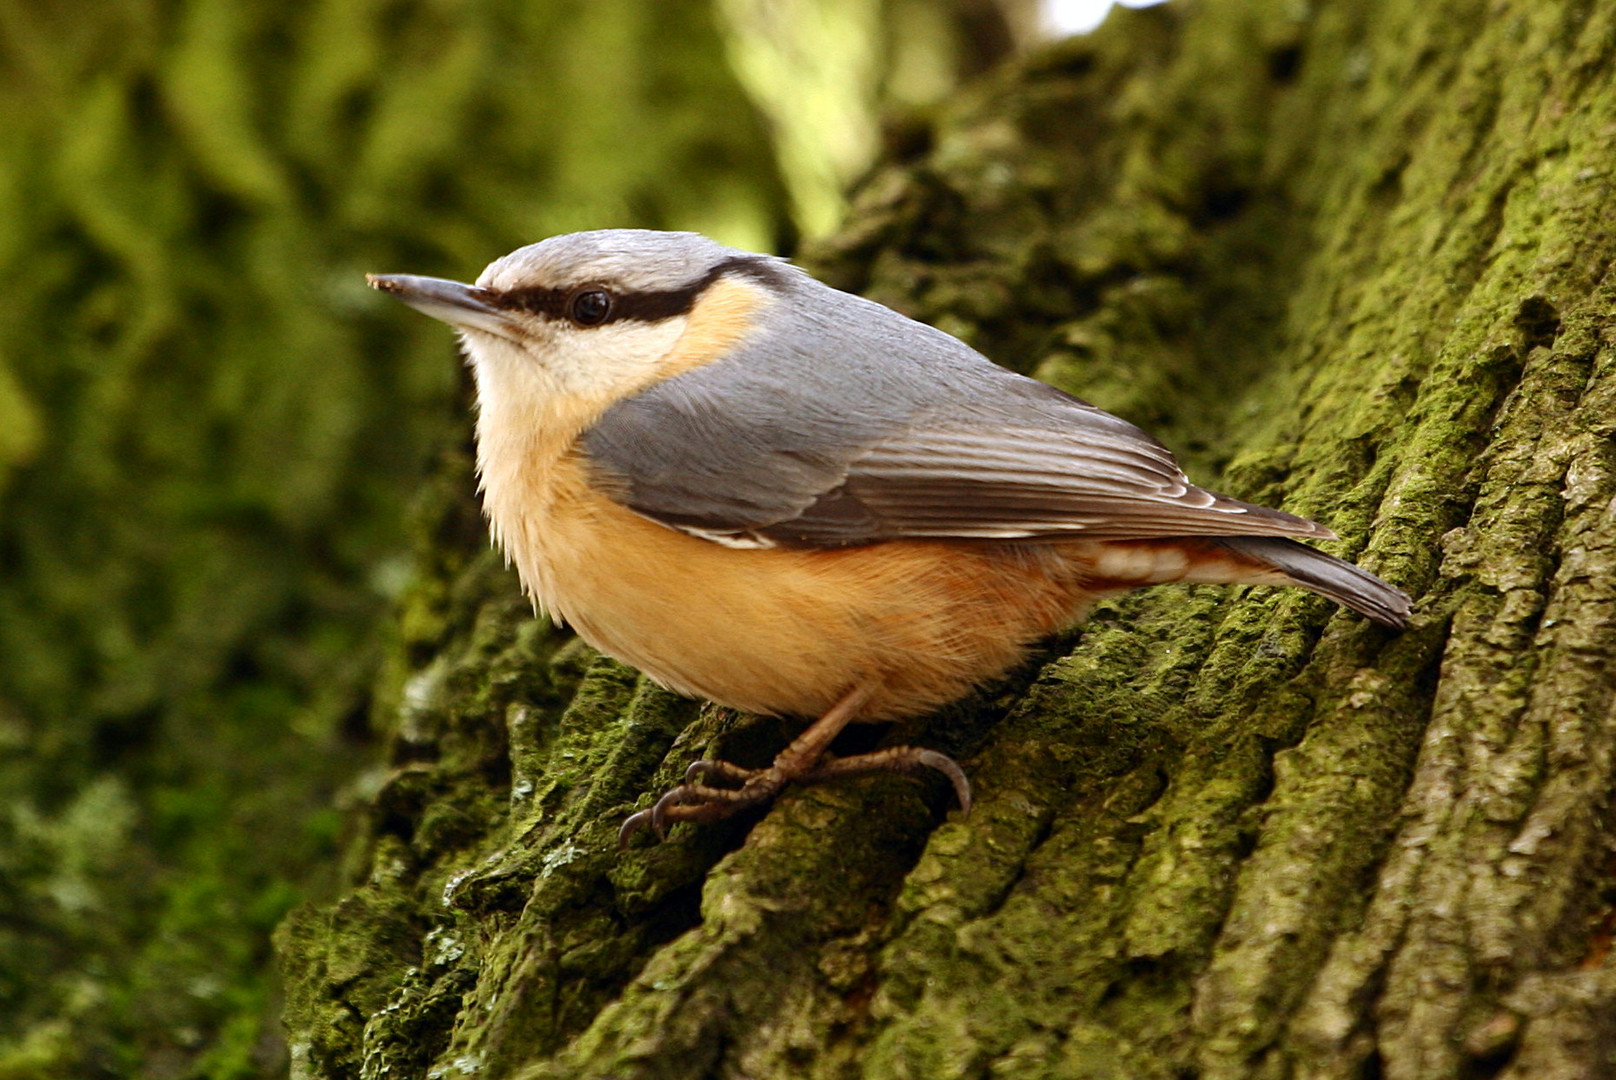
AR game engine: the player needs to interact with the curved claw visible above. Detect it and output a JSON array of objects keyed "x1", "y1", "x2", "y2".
[
  {"x1": 617, "y1": 782, "x2": 732, "y2": 847},
  {"x1": 617, "y1": 807, "x2": 655, "y2": 848},
  {"x1": 912, "y1": 748, "x2": 973, "y2": 815}
]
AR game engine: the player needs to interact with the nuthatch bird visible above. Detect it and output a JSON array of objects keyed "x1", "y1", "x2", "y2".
[{"x1": 368, "y1": 229, "x2": 1411, "y2": 843}]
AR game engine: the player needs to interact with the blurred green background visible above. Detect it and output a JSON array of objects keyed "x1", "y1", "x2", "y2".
[{"x1": 0, "y1": 1, "x2": 1049, "y2": 1075}]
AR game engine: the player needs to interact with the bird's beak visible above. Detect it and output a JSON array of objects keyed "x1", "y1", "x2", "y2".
[{"x1": 366, "y1": 273, "x2": 517, "y2": 338}]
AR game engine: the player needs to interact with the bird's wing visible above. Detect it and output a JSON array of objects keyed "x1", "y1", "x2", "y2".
[
  {"x1": 757, "y1": 410, "x2": 1329, "y2": 545},
  {"x1": 580, "y1": 281, "x2": 1330, "y2": 548}
]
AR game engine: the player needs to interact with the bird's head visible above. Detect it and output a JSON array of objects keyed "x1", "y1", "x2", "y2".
[{"x1": 368, "y1": 229, "x2": 793, "y2": 406}]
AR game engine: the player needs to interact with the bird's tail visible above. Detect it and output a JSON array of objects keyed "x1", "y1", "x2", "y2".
[{"x1": 1210, "y1": 536, "x2": 1412, "y2": 628}]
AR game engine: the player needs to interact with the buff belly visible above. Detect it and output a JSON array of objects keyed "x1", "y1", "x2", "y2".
[{"x1": 515, "y1": 469, "x2": 1106, "y2": 721}]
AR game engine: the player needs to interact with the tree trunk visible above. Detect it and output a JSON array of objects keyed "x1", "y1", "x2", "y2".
[{"x1": 278, "y1": 2, "x2": 1616, "y2": 1077}]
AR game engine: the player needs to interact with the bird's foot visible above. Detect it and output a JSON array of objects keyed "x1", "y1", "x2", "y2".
[{"x1": 617, "y1": 745, "x2": 972, "y2": 846}]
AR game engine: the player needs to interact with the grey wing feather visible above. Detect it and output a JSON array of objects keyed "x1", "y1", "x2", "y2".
[
  {"x1": 581, "y1": 276, "x2": 1332, "y2": 547},
  {"x1": 1214, "y1": 537, "x2": 1412, "y2": 628}
]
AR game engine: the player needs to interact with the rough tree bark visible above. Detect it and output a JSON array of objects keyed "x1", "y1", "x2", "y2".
[{"x1": 278, "y1": 1, "x2": 1616, "y2": 1077}]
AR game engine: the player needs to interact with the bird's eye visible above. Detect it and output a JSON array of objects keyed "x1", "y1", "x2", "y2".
[{"x1": 569, "y1": 289, "x2": 612, "y2": 326}]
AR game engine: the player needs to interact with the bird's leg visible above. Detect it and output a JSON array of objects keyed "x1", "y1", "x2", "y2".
[{"x1": 618, "y1": 682, "x2": 971, "y2": 845}]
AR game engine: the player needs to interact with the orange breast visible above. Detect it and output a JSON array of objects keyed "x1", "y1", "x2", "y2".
[{"x1": 511, "y1": 452, "x2": 1105, "y2": 720}]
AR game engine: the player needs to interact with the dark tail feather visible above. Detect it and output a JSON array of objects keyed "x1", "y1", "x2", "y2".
[{"x1": 1216, "y1": 536, "x2": 1412, "y2": 629}]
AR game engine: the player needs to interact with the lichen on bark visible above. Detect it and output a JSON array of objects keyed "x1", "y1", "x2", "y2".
[{"x1": 279, "y1": 2, "x2": 1616, "y2": 1078}]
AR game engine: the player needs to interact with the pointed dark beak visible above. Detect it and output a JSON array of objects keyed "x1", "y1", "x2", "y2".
[{"x1": 366, "y1": 274, "x2": 517, "y2": 337}]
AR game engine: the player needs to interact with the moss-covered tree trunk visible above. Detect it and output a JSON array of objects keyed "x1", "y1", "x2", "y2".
[{"x1": 279, "y1": 1, "x2": 1616, "y2": 1076}]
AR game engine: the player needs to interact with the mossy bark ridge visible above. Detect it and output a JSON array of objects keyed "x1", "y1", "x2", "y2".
[{"x1": 280, "y1": 2, "x2": 1616, "y2": 1077}]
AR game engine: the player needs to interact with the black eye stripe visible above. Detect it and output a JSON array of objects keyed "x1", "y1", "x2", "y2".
[{"x1": 492, "y1": 255, "x2": 784, "y2": 326}]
